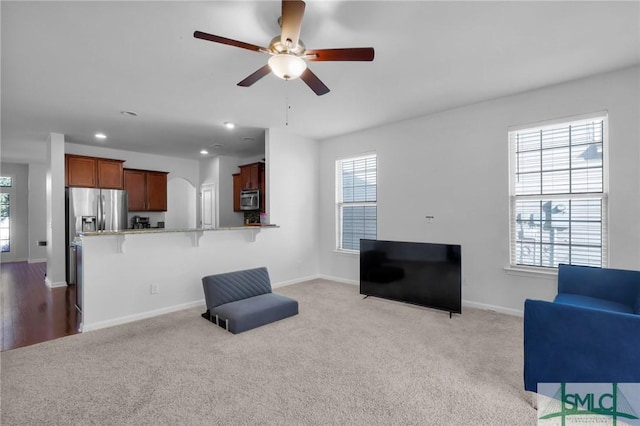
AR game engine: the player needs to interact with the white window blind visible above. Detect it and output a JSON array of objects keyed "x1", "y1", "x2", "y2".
[
  {"x1": 337, "y1": 154, "x2": 377, "y2": 251},
  {"x1": 509, "y1": 115, "x2": 608, "y2": 269},
  {"x1": 0, "y1": 176, "x2": 12, "y2": 253}
]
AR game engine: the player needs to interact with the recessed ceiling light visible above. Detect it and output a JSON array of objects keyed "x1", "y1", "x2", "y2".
[
  {"x1": 200, "y1": 149, "x2": 209, "y2": 155},
  {"x1": 243, "y1": 137, "x2": 255, "y2": 142},
  {"x1": 224, "y1": 122, "x2": 235, "y2": 129},
  {"x1": 120, "y1": 110, "x2": 138, "y2": 117},
  {"x1": 95, "y1": 133, "x2": 107, "y2": 140},
  {"x1": 212, "y1": 144, "x2": 223, "y2": 149}
]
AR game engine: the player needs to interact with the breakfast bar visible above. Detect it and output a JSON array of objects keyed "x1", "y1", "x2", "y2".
[
  {"x1": 80, "y1": 224, "x2": 278, "y2": 250},
  {"x1": 76, "y1": 225, "x2": 279, "y2": 332}
]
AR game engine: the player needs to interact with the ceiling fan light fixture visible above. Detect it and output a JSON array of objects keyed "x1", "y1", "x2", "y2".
[{"x1": 268, "y1": 54, "x2": 306, "y2": 80}]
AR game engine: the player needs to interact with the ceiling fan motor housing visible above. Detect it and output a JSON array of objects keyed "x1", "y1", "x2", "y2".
[{"x1": 269, "y1": 36, "x2": 306, "y2": 56}]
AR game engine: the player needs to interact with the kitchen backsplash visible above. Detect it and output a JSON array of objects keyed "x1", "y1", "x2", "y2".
[
  {"x1": 244, "y1": 211, "x2": 260, "y2": 224},
  {"x1": 127, "y1": 212, "x2": 165, "y2": 229}
]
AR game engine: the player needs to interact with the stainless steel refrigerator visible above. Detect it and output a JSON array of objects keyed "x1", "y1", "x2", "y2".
[{"x1": 66, "y1": 188, "x2": 128, "y2": 288}]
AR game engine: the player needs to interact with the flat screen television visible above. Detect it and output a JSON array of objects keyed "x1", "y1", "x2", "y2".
[{"x1": 360, "y1": 239, "x2": 462, "y2": 315}]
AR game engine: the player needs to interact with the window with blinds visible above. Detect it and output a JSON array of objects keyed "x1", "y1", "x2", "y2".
[
  {"x1": 337, "y1": 154, "x2": 377, "y2": 251},
  {"x1": 0, "y1": 176, "x2": 12, "y2": 253},
  {"x1": 509, "y1": 114, "x2": 607, "y2": 269}
]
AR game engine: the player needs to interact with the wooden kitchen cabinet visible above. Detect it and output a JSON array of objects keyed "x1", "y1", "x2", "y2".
[
  {"x1": 232, "y1": 173, "x2": 241, "y2": 212},
  {"x1": 97, "y1": 159, "x2": 124, "y2": 189},
  {"x1": 259, "y1": 166, "x2": 265, "y2": 213},
  {"x1": 234, "y1": 162, "x2": 266, "y2": 212},
  {"x1": 123, "y1": 169, "x2": 146, "y2": 210},
  {"x1": 146, "y1": 171, "x2": 168, "y2": 211},
  {"x1": 65, "y1": 154, "x2": 124, "y2": 189},
  {"x1": 239, "y1": 163, "x2": 263, "y2": 190},
  {"x1": 124, "y1": 168, "x2": 168, "y2": 212},
  {"x1": 66, "y1": 155, "x2": 96, "y2": 187}
]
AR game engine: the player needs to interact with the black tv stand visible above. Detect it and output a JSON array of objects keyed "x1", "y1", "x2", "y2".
[{"x1": 361, "y1": 294, "x2": 457, "y2": 318}]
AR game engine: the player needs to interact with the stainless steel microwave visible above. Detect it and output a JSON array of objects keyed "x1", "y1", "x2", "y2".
[{"x1": 240, "y1": 189, "x2": 260, "y2": 210}]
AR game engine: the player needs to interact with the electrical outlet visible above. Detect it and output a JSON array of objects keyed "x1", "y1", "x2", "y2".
[{"x1": 150, "y1": 283, "x2": 159, "y2": 294}]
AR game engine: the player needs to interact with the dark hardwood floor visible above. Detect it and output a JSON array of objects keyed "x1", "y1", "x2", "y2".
[{"x1": 1, "y1": 261, "x2": 80, "y2": 351}]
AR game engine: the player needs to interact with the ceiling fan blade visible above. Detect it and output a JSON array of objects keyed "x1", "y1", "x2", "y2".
[
  {"x1": 300, "y1": 68, "x2": 330, "y2": 96},
  {"x1": 306, "y1": 48, "x2": 375, "y2": 62},
  {"x1": 194, "y1": 30, "x2": 267, "y2": 53},
  {"x1": 280, "y1": 0, "x2": 306, "y2": 49},
  {"x1": 237, "y1": 65, "x2": 272, "y2": 87}
]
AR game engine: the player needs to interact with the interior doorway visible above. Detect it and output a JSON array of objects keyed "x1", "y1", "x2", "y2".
[{"x1": 200, "y1": 183, "x2": 217, "y2": 229}]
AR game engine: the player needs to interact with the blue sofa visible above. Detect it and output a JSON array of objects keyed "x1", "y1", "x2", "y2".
[
  {"x1": 201, "y1": 267, "x2": 298, "y2": 334},
  {"x1": 524, "y1": 264, "x2": 640, "y2": 393}
]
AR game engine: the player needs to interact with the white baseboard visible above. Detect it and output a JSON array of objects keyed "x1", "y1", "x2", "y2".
[
  {"x1": 85, "y1": 277, "x2": 338, "y2": 332},
  {"x1": 1, "y1": 257, "x2": 28, "y2": 263},
  {"x1": 85, "y1": 277, "x2": 337, "y2": 333},
  {"x1": 317, "y1": 274, "x2": 358, "y2": 286},
  {"x1": 273, "y1": 274, "x2": 360, "y2": 288},
  {"x1": 28, "y1": 258, "x2": 47, "y2": 264},
  {"x1": 82, "y1": 299, "x2": 206, "y2": 332},
  {"x1": 81, "y1": 277, "x2": 523, "y2": 333},
  {"x1": 272, "y1": 274, "x2": 321, "y2": 288},
  {"x1": 317, "y1": 274, "x2": 524, "y2": 317},
  {"x1": 462, "y1": 300, "x2": 523, "y2": 317},
  {"x1": 45, "y1": 277, "x2": 67, "y2": 288}
]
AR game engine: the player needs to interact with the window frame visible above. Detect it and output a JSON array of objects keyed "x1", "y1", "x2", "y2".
[
  {"x1": 335, "y1": 153, "x2": 377, "y2": 253},
  {"x1": 508, "y1": 112, "x2": 609, "y2": 271},
  {"x1": 0, "y1": 175, "x2": 14, "y2": 253}
]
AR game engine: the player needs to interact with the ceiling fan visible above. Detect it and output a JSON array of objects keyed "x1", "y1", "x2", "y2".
[{"x1": 194, "y1": 0, "x2": 374, "y2": 96}]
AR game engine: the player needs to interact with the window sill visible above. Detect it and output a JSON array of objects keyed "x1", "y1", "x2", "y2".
[
  {"x1": 504, "y1": 266, "x2": 557, "y2": 279},
  {"x1": 333, "y1": 249, "x2": 359, "y2": 256}
]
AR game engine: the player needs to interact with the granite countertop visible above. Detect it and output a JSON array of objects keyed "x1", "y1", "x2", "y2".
[{"x1": 79, "y1": 224, "x2": 278, "y2": 237}]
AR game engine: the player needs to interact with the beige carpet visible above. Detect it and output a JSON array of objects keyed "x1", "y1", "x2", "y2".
[{"x1": 0, "y1": 280, "x2": 536, "y2": 425}]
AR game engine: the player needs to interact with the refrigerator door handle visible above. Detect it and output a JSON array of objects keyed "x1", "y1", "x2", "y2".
[{"x1": 98, "y1": 193, "x2": 105, "y2": 231}]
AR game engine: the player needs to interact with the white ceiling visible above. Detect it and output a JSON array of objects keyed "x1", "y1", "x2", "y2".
[{"x1": 2, "y1": 1, "x2": 639, "y2": 163}]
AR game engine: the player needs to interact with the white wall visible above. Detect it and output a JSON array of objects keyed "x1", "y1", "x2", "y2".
[
  {"x1": 165, "y1": 177, "x2": 196, "y2": 229},
  {"x1": 0, "y1": 163, "x2": 29, "y2": 262},
  {"x1": 1, "y1": 139, "x2": 48, "y2": 165},
  {"x1": 266, "y1": 128, "x2": 320, "y2": 278},
  {"x1": 80, "y1": 128, "x2": 320, "y2": 330},
  {"x1": 319, "y1": 66, "x2": 640, "y2": 315},
  {"x1": 46, "y1": 133, "x2": 66, "y2": 287},
  {"x1": 240, "y1": 153, "x2": 266, "y2": 164},
  {"x1": 28, "y1": 163, "x2": 48, "y2": 262}
]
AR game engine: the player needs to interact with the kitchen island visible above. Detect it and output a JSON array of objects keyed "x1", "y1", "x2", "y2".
[{"x1": 76, "y1": 225, "x2": 288, "y2": 332}]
